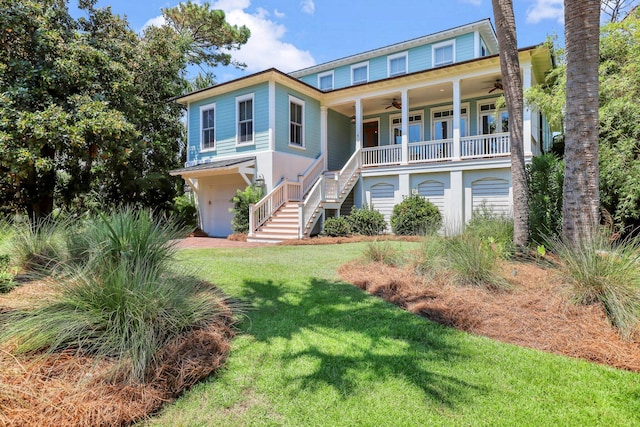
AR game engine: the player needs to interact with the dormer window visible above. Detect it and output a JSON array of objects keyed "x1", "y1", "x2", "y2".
[
  {"x1": 433, "y1": 40, "x2": 455, "y2": 67},
  {"x1": 318, "y1": 71, "x2": 334, "y2": 90},
  {"x1": 481, "y1": 39, "x2": 488, "y2": 57},
  {"x1": 351, "y1": 62, "x2": 369, "y2": 85},
  {"x1": 388, "y1": 52, "x2": 408, "y2": 77}
]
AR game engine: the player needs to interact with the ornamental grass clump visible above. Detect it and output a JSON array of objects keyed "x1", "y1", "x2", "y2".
[
  {"x1": 551, "y1": 232, "x2": 640, "y2": 339},
  {"x1": 11, "y1": 215, "x2": 71, "y2": 274},
  {"x1": 444, "y1": 232, "x2": 509, "y2": 290},
  {"x1": 363, "y1": 240, "x2": 403, "y2": 266},
  {"x1": 0, "y1": 209, "x2": 232, "y2": 383}
]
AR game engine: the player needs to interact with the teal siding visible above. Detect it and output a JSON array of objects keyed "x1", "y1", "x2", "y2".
[
  {"x1": 408, "y1": 44, "x2": 432, "y2": 73},
  {"x1": 369, "y1": 56, "x2": 387, "y2": 81},
  {"x1": 334, "y1": 65, "x2": 351, "y2": 88},
  {"x1": 187, "y1": 83, "x2": 270, "y2": 163},
  {"x1": 299, "y1": 75, "x2": 316, "y2": 87},
  {"x1": 327, "y1": 110, "x2": 353, "y2": 171},
  {"x1": 274, "y1": 83, "x2": 321, "y2": 159},
  {"x1": 456, "y1": 33, "x2": 475, "y2": 62}
]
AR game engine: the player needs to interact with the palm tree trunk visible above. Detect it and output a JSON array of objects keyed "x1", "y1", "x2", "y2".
[
  {"x1": 492, "y1": 0, "x2": 528, "y2": 248},
  {"x1": 562, "y1": 0, "x2": 600, "y2": 244}
]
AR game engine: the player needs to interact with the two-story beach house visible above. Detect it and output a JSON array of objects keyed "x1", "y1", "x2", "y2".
[{"x1": 170, "y1": 18, "x2": 553, "y2": 241}]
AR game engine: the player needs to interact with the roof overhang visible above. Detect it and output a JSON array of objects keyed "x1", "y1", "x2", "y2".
[{"x1": 170, "y1": 156, "x2": 256, "y2": 180}]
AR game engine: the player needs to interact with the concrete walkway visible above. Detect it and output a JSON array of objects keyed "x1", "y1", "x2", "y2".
[{"x1": 173, "y1": 237, "x2": 271, "y2": 249}]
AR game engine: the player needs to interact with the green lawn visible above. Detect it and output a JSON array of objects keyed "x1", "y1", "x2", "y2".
[{"x1": 147, "y1": 243, "x2": 640, "y2": 426}]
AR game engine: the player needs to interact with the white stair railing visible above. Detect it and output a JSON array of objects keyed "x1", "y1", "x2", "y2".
[{"x1": 249, "y1": 154, "x2": 325, "y2": 236}]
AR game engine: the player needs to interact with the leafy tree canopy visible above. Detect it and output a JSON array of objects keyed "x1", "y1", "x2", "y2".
[
  {"x1": 0, "y1": 0, "x2": 249, "y2": 219},
  {"x1": 525, "y1": 8, "x2": 640, "y2": 233}
]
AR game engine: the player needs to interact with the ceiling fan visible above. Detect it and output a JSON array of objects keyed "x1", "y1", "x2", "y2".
[
  {"x1": 384, "y1": 98, "x2": 402, "y2": 110},
  {"x1": 487, "y1": 79, "x2": 504, "y2": 93}
]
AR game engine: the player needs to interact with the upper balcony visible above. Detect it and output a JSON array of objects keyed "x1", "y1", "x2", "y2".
[{"x1": 361, "y1": 133, "x2": 510, "y2": 168}]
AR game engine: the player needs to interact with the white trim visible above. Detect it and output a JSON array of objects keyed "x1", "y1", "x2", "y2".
[
  {"x1": 318, "y1": 70, "x2": 334, "y2": 90},
  {"x1": 432, "y1": 39, "x2": 456, "y2": 67},
  {"x1": 199, "y1": 102, "x2": 216, "y2": 151},
  {"x1": 387, "y1": 51, "x2": 408, "y2": 77},
  {"x1": 478, "y1": 100, "x2": 508, "y2": 135},
  {"x1": 235, "y1": 93, "x2": 255, "y2": 146},
  {"x1": 481, "y1": 38, "x2": 488, "y2": 57},
  {"x1": 269, "y1": 81, "x2": 275, "y2": 151},
  {"x1": 362, "y1": 117, "x2": 381, "y2": 148},
  {"x1": 351, "y1": 61, "x2": 369, "y2": 85},
  {"x1": 288, "y1": 95, "x2": 305, "y2": 149}
]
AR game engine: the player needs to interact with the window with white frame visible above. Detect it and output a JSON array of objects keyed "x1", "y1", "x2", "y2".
[
  {"x1": 391, "y1": 113, "x2": 423, "y2": 145},
  {"x1": 200, "y1": 103, "x2": 216, "y2": 150},
  {"x1": 480, "y1": 39, "x2": 488, "y2": 57},
  {"x1": 289, "y1": 96, "x2": 304, "y2": 147},
  {"x1": 388, "y1": 52, "x2": 408, "y2": 77},
  {"x1": 236, "y1": 94, "x2": 254, "y2": 145},
  {"x1": 479, "y1": 102, "x2": 509, "y2": 134},
  {"x1": 318, "y1": 71, "x2": 334, "y2": 90},
  {"x1": 432, "y1": 107, "x2": 468, "y2": 140},
  {"x1": 351, "y1": 62, "x2": 369, "y2": 85},
  {"x1": 433, "y1": 40, "x2": 455, "y2": 67}
]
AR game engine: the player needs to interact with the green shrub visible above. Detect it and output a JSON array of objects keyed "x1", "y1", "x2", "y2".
[
  {"x1": 363, "y1": 241, "x2": 403, "y2": 266},
  {"x1": 527, "y1": 153, "x2": 564, "y2": 245},
  {"x1": 172, "y1": 192, "x2": 198, "y2": 231},
  {"x1": 444, "y1": 233, "x2": 509, "y2": 290},
  {"x1": 0, "y1": 209, "x2": 229, "y2": 383},
  {"x1": 346, "y1": 206, "x2": 387, "y2": 236},
  {"x1": 230, "y1": 185, "x2": 264, "y2": 234},
  {"x1": 466, "y1": 206, "x2": 515, "y2": 260},
  {"x1": 551, "y1": 233, "x2": 640, "y2": 338},
  {"x1": 390, "y1": 194, "x2": 441, "y2": 236},
  {"x1": 321, "y1": 216, "x2": 351, "y2": 237}
]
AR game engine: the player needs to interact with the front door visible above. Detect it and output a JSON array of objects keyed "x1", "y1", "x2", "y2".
[{"x1": 363, "y1": 120, "x2": 379, "y2": 148}]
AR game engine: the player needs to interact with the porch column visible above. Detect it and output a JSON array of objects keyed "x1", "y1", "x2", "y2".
[
  {"x1": 452, "y1": 78, "x2": 461, "y2": 160},
  {"x1": 401, "y1": 89, "x2": 409, "y2": 165},
  {"x1": 522, "y1": 64, "x2": 533, "y2": 156},
  {"x1": 355, "y1": 98, "x2": 363, "y2": 150},
  {"x1": 321, "y1": 106, "x2": 328, "y2": 169}
]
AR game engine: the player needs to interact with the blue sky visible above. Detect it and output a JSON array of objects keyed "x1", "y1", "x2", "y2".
[{"x1": 82, "y1": 0, "x2": 565, "y2": 82}]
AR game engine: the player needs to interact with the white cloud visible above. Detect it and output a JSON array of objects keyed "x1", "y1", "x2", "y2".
[
  {"x1": 300, "y1": 0, "x2": 315, "y2": 15},
  {"x1": 140, "y1": 15, "x2": 166, "y2": 32},
  {"x1": 460, "y1": 0, "x2": 482, "y2": 6},
  {"x1": 273, "y1": 9, "x2": 285, "y2": 18},
  {"x1": 212, "y1": 0, "x2": 315, "y2": 73},
  {"x1": 526, "y1": 0, "x2": 564, "y2": 24}
]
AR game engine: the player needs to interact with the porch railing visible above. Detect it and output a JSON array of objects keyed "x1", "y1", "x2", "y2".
[
  {"x1": 362, "y1": 145, "x2": 401, "y2": 167},
  {"x1": 408, "y1": 139, "x2": 453, "y2": 163},
  {"x1": 360, "y1": 133, "x2": 510, "y2": 168},
  {"x1": 461, "y1": 133, "x2": 510, "y2": 158},
  {"x1": 249, "y1": 154, "x2": 324, "y2": 234},
  {"x1": 324, "y1": 149, "x2": 362, "y2": 201}
]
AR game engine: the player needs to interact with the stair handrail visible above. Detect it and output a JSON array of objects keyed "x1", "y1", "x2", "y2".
[
  {"x1": 249, "y1": 154, "x2": 326, "y2": 236},
  {"x1": 299, "y1": 175, "x2": 325, "y2": 238},
  {"x1": 335, "y1": 148, "x2": 362, "y2": 202}
]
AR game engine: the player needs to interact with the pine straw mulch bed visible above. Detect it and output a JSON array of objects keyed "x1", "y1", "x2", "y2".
[
  {"x1": 0, "y1": 281, "x2": 235, "y2": 427},
  {"x1": 338, "y1": 258, "x2": 640, "y2": 373}
]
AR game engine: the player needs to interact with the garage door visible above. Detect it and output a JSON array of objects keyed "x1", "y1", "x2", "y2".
[
  {"x1": 370, "y1": 183, "x2": 396, "y2": 227},
  {"x1": 472, "y1": 178, "x2": 511, "y2": 216},
  {"x1": 417, "y1": 180, "x2": 445, "y2": 214}
]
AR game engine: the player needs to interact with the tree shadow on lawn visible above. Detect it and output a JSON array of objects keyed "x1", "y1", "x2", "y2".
[{"x1": 237, "y1": 277, "x2": 486, "y2": 409}]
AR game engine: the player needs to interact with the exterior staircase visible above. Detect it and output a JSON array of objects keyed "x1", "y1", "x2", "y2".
[{"x1": 250, "y1": 202, "x2": 301, "y2": 242}]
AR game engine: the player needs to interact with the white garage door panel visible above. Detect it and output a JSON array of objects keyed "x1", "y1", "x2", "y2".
[
  {"x1": 472, "y1": 178, "x2": 510, "y2": 216},
  {"x1": 417, "y1": 181, "x2": 445, "y2": 213},
  {"x1": 370, "y1": 183, "x2": 395, "y2": 226}
]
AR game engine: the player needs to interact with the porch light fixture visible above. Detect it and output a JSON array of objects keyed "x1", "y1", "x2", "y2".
[{"x1": 350, "y1": 115, "x2": 356, "y2": 123}]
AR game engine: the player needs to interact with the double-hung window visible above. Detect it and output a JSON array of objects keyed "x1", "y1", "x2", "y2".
[
  {"x1": 289, "y1": 96, "x2": 304, "y2": 148},
  {"x1": 318, "y1": 71, "x2": 334, "y2": 90},
  {"x1": 391, "y1": 113, "x2": 423, "y2": 145},
  {"x1": 433, "y1": 40, "x2": 455, "y2": 67},
  {"x1": 200, "y1": 103, "x2": 216, "y2": 150},
  {"x1": 237, "y1": 94, "x2": 254, "y2": 145},
  {"x1": 351, "y1": 62, "x2": 369, "y2": 85},
  {"x1": 388, "y1": 52, "x2": 408, "y2": 77}
]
